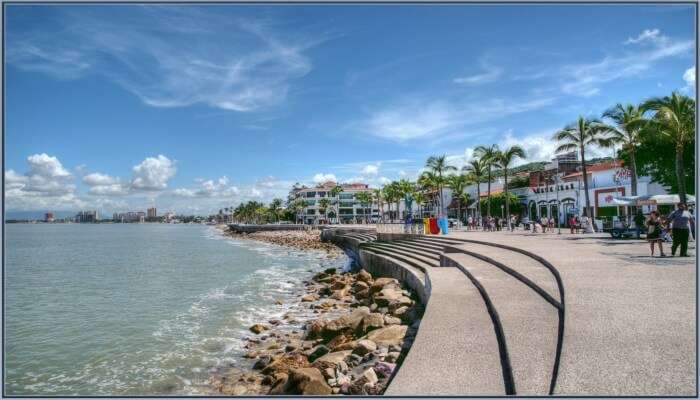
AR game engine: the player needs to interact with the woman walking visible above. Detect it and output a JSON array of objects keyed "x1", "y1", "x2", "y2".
[{"x1": 646, "y1": 211, "x2": 666, "y2": 257}]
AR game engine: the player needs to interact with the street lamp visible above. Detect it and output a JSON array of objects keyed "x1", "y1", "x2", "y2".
[{"x1": 556, "y1": 160, "x2": 561, "y2": 235}]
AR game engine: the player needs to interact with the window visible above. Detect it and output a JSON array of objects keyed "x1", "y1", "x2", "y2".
[
  {"x1": 339, "y1": 193, "x2": 354, "y2": 200},
  {"x1": 318, "y1": 192, "x2": 327, "y2": 197},
  {"x1": 306, "y1": 209, "x2": 316, "y2": 215},
  {"x1": 340, "y1": 202, "x2": 354, "y2": 208},
  {"x1": 339, "y1": 208, "x2": 354, "y2": 215},
  {"x1": 306, "y1": 192, "x2": 316, "y2": 198},
  {"x1": 305, "y1": 200, "x2": 316, "y2": 206}
]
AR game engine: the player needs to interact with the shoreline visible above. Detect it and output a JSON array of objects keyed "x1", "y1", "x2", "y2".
[{"x1": 209, "y1": 225, "x2": 423, "y2": 395}]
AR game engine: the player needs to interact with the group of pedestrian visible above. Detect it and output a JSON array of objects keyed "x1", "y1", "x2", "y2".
[
  {"x1": 646, "y1": 203, "x2": 695, "y2": 257},
  {"x1": 465, "y1": 215, "x2": 521, "y2": 231}
]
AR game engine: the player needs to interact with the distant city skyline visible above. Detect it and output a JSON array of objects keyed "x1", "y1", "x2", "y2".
[{"x1": 5, "y1": 4, "x2": 696, "y2": 214}]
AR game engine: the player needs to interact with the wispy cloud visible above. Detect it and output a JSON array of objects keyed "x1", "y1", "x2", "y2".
[
  {"x1": 623, "y1": 28, "x2": 668, "y2": 45},
  {"x1": 7, "y1": 7, "x2": 323, "y2": 112},
  {"x1": 360, "y1": 96, "x2": 556, "y2": 142},
  {"x1": 453, "y1": 60, "x2": 502, "y2": 85}
]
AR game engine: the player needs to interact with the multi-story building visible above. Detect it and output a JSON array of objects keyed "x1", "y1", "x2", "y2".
[
  {"x1": 113, "y1": 211, "x2": 146, "y2": 223},
  {"x1": 147, "y1": 207, "x2": 157, "y2": 218},
  {"x1": 44, "y1": 212, "x2": 54, "y2": 223},
  {"x1": 289, "y1": 181, "x2": 379, "y2": 224},
  {"x1": 75, "y1": 210, "x2": 99, "y2": 223}
]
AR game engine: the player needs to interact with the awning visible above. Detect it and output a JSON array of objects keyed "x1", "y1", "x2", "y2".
[{"x1": 611, "y1": 194, "x2": 696, "y2": 206}]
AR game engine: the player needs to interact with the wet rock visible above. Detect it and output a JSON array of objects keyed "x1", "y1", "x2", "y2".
[
  {"x1": 301, "y1": 294, "x2": 316, "y2": 302},
  {"x1": 253, "y1": 355, "x2": 273, "y2": 370},
  {"x1": 353, "y1": 339, "x2": 377, "y2": 356},
  {"x1": 249, "y1": 324, "x2": 269, "y2": 334},
  {"x1": 324, "y1": 268, "x2": 337, "y2": 275},
  {"x1": 244, "y1": 350, "x2": 259, "y2": 359}
]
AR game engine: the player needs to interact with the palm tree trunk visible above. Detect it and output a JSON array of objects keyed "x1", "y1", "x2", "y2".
[
  {"x1": 477, "y1": 184, "x2": 481, "y2": 219},
  {"x1": 486, "y1": 167, "x2": 492, "y2": 217},
  {"x1": 580, "y1": 145, "x2": 592, "y2": 218},
  {"x1": 504, "y1": 168, "x2": 510, "y2": 230},
  {"x1": 676, "y1": 145, "x2": 687, "y2": 204},
  {"x1": 630, "y1": 148, "x2": 638, "y2": 197}
]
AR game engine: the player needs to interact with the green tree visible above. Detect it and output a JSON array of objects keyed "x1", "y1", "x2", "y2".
[
  {"x1": 425, "y1": 155, "x2": 457, "y2": 215},
  {"x1": 474, "y1": 145, "x2": 500, "y2": 217},
  {"x1": 601, "y1": 103, "x2": 645, "y2": 196},
  {"x1": 329, "y1": 185, "x2": 344, "y2": 224},
  {"x1": 355, "y1": 191, "x2": 373, "y2": 224},
  {"x1": 446, "y1": 173, "x2": 470, "y2": 222},
  {"x1": 479, "y1": 192, "x2": 521, "y2": 218},
  {"x1": 497, "y1": 145, "x2": 527, "y2": 229},
  {"x1": 269, "y1": 198, "x2": 284, "y2": 223},
  {"x1": 463, "y1": 158, "x2": 486, "y2": 217},
  {"x1": 640, "y1": 92, "x2": 696, "y2": 204},
  {"x1": 373, "y1": 188, "x2": 384, "y2": 222},
  {"x1": 318, "y1": 197, "x2": 331, "y2": 224},
  {"x1": 418, "y1": 171, "x2": 440, "y2": 216},
  {"x1": 553, "y1": 117, "x2": 609, "y2": 217}
]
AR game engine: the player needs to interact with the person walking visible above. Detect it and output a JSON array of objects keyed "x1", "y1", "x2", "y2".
[
  {"x1": 646, "y1": 211, "x2": 665, "y2": 257},
  {"x1": 668, "y1": 203, "x2": 695, "y2": 257},
  {"x1": 541, "y1": 216, "x2": 548, "y2": 233},
  {"x1": 569, "y1": 215, "x2": 576, "y2": 234}
]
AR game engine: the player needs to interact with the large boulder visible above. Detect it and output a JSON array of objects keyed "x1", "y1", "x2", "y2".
[
  {"x1": 359, "y1": 313, "x2": 385, "y2": 334},
  {"x1": 268, "y1": 373, "x2": 289, "y2": 395},
  {"x1": 352, "y1": 339, "x2": 377, "y2": 356},
  {"x1": 312, "y1": 350, "x2": 352, "y2": 368},
  {"x1": 370, "y1": 277, "x2": 399, "y2": 294},
  {"x1": 322, "y1": 307, "x2": 370, "y2": 337},
  {"x1": 362, "y1": 325, "x2": 408, "y2": 347},
  {"x1": 261, "y1": 354, "x2": 310, "y2": 375},
  {"x1": 357, "y1": 269, "x2": 373, "y2": 283},
  {"x1": 287, "y1": 368, "x2": 333, "y2": 395},
  {"x1": 249, "y1": 324, "x2": 269, "y2": 334}
]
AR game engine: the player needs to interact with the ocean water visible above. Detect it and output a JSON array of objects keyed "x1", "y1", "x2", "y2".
[{"x1": 4, "y1": 223, "x2": 349, "y2": 395}]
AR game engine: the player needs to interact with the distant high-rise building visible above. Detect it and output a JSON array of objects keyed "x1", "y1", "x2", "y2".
[
  {"x1": 147, "y1": 207, "x2": 157, "y2": 218},
  {"x1": 44, "y1": 212, "x2": 54, "y2": 223},
  {"x1": 75, "y1": 210, "x2": 98, "y2": 223}
]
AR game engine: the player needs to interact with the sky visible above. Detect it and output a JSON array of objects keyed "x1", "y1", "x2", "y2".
[{"x1": 4, "y1": 4, "x2": 696, "y2": 216}]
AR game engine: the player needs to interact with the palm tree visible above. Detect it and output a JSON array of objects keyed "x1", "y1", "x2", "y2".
[
  {"x1": 553, "y1": 116, "x2": 609, "y2": 217},
  {"x1": 640, "y1": 92, "x2": 696, "y2": 204},
  {"x1": 291, "y1": 198, "x2": 306, "y2": 224},
  {"x1": 418, "y1": 171, "x2": 440, "y2": 216},
  {"x1": 373, "y1": 188, "x2": 384, "y2": 222},
  {"x1": 318, "y1": 197, "x2": 331, "y2": 224},
  {"x1": 601, "y1": 103, "x2": 646, "y2": 196},
  {"x1": 497, "y1": 145, "x2": 527, "y2": 229},
  {"x1": 463, "y1": 158, "x2": 486, "y2": 218},
  {"x1": 458, "y1": 192, "x2": 471, "y2": 221},
  {"x1": 397, "y1": 179, "x2": 415, "y2": 220},
  {"x1": 355, "y1": 191, "x2": 373, "y2": 224},
  {"x1": 269, "y1": 198, "x2": 283, "y2": 223},
  {"x1": 446, "y1": 173, "x2": 470, "y2": 223},
  {"x1": 425, "y1": 155, "x2": 457, "y2": 216},
  {"x1": 329, "y1": 185, "x2": 343, "y2": 224},
  {"x1": 474, "y1": 145, "x2": 500, "y2": 217},
  {"x1": 413, "y1": 190, "x2": 427, "y2": 219}
]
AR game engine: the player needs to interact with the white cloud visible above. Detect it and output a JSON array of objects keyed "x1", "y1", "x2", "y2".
[
  {"x1": 131, "y1": 155, "x2": 177, "y2": 191},
  {"x1": 313, "y1": 173, "x2": 337, "y2": 184},
  {"x1": 562, "y1": 29, "x2": 692, "y2": 97},
  {"x1": 83, "y1": 172, "x2": 119, "y2": 186},
  {"x1": 683, "y1": 66, "x2": 695, "y2": 89},
  {"x1": 361, "y1": 164, "x2": 380, "y2": 176},
  {"x1": 88, "y1": 184, "x2": 130, "y2": 196},
  {"x1": 362, "y1": 96, "x2": 555, "y2": 142},
  {"x1": 7, "y1": 8, "x2": 319, "y2": 112},
  {"x1": 624, "y1": 29, "x2": 668, "y2": 45},
  {"x1": 454, "y1": 65, "x2": 502, "y2": 85},
  {"x1": 5, "y1": 153, "x2": 82, "y2": 210},
  {"x1": 172, "y1": 175, "x2": 238, "y2": 198}
]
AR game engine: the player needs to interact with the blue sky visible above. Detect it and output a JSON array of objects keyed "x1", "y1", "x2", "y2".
[{"x1": 4, "y1": 4, "x2": 696, "y2": 215}]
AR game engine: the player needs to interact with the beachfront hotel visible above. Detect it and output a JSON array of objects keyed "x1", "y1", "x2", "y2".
[{"x1": 288, "y1": 181, "x2": 379, "y2": 224}]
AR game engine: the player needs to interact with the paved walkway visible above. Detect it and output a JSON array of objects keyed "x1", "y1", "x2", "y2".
[{"x1": 444, "y1": 230, "x2": 696, "y2": 396}]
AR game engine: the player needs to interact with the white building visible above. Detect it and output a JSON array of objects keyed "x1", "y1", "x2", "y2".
[{"x1": 289, "y1": 181, "x2": 379, "y2": 224}]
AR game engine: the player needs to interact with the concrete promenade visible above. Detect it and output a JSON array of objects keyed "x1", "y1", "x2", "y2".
[
  {"x1": 446, "y1": 230, "x2": 696, "y2": 395},
  {"x1": 331, "y1": 227, "x2": 696, "y2": 396}
]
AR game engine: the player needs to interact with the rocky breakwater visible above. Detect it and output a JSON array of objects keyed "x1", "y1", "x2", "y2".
[
  {"x1": 223, "y1": 227, "x2": 343, "y2": 257},
  {"x1": 210, "y1": 268, "x2": 424, "y2": 395}
]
